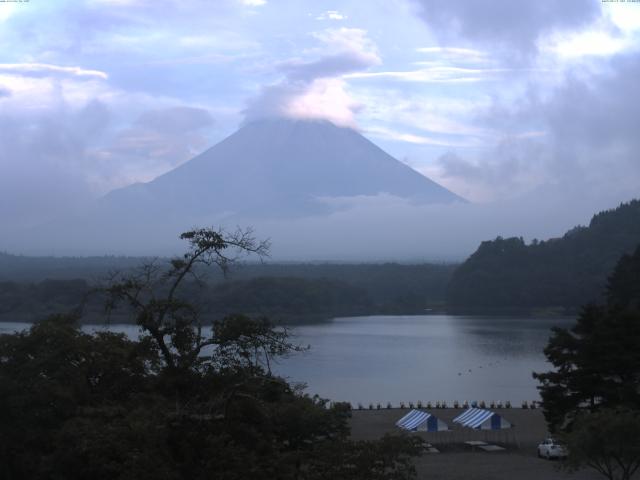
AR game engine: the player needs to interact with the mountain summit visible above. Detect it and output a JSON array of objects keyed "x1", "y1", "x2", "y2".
[{"x1": 101, "y1": 118, "x2": 463, "y2": 219}]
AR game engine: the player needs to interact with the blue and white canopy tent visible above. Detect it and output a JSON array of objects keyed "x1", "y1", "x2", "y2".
[
  {"x1": 452, "y1": 408, "x2": 518, "y2": 447},
  {"x1": 396, "y1": 409, "x2": 449, "y2": 432},
  {"x1": 453, "y1": 408, "x2": 512, "y2": 430}
]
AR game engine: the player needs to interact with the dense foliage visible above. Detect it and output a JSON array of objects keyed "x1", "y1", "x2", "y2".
[
  {"x1": 562, "y1": 409, "x2": 640, "y2": 480},
  {"x1": 0, "y1": 228, "x2": 422, "y2": 479},
  {"x1": 533, "y1": 245, "x2": 640, "y2": 430},
  {"x1": 447, "y1": 199, "x2": 640, "y2": 310},
  {"x1": 0, "y1": 279, "x2": 92, "y2": 317},
  {"x1": 0, "y1": 252, "x2": 143, "y2": 282},
  {"x1": 206, "y1": 276, "x2": 372, "y2": 320}
]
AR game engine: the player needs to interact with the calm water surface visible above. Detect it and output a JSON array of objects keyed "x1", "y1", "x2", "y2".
[
  {"x1": 274, "y1": 315, "x2": 573, "y2": 405},
  {"x1": 0, "y1": 315, "x2": 572, "y2": 405}
]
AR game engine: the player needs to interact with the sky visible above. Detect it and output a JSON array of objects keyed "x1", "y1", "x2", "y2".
[{"x1": 1, "y1": 0, "x2": 640, "y2": 257}]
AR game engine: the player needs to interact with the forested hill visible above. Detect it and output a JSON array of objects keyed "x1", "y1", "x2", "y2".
[
  {"x1": 447, "y1": 199, "x2": 640, "y2": 311},
  {"x1": 0, "y1": 258, "x2": 455, "y2": 322}
]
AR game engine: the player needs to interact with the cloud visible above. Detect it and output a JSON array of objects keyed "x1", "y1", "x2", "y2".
[
  {"x1": 546, "y1": 29, "x2": 631, "y2": 59},
  {"x1": 87, "y1": 0, "x2": 146, "y2": 5},
  {"x1": 316, "y1": 10, "x2": 347, "y2": 21},
  {"x1": 346, "y1": 42, "x2": 519, "y2": 84},
  {"x1": 0, "y1": 67, "x2": 216, "y2": 231},
  {"x1": 243, "y1": 28, "x2": 380, "y2": 127},
  {"x1": 433, "y1": 141, "x2": 550, "y2": 202},
  {"x1": 365, "y1": 126, "x2": 478, "y2": 147},
  {"x1": 0, "y1": 63, "x2": 108, "y2": 79},
  {"x1": 346, "y1": 65, "x2": 511, "y2": 83},
  {"x1": 0, "y1": 100, "x2": 109, "y2": 230},
  {"x1": 85, "y1": 106, "x2": 215, "y2": 192},
  {"x1": 0, "y1": 3, "x2": 16, "y2": 23},
  {"x1": 540, "y1": 53, "x2": 640, "y2": 194},
  {"x1": 412, "y1": 0, "x2": 602, "y2": 58},
  {"x1": 135, "y1": 106, "x2": 213, "y2": 134},
  {"x1": 244, "y1": 189, "x2": 628, "y2": 262},
  {"x1": 430, "y1": 50, "x2": 640, "y2": 202},
  {"x1": 346, "y1": 86, "x2": 498, "y2": 153},
  {"x1": 0, "y1": 102, "x2": 215, "y2": 232},
  {"x1": 9, "y1": 184, "x2": 623, "y2": 259},
  {"x1": 239, "y1": 0, "x2": 266, "y2": 6},
  {"x1": 415, "y1": 46, "x2": 489, "y2": 62}
]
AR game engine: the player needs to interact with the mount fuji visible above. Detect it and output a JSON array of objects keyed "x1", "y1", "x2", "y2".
[
  {"x1": 9, "y1": 118, "x2": 464, "y2": 255},
  {"x1": 101, "y1": 117, "x2": 463, "y2": 218}
]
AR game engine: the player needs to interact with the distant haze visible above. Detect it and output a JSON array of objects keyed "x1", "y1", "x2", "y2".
[{"x1": 3, "y1": 118, "x2": 633, "y2": 261}]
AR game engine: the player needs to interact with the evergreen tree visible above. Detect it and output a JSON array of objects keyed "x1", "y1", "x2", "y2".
[{"x1": 534, "y1": 244, "x2": 640, "y2": 431}]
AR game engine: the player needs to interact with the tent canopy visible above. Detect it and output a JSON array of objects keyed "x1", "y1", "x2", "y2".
[
  {"x1": 453, "y1": 408, "x2": 512, "y2": 430},
  {"x1": 396, "y1": 409, "x2": 448, "y2": 432}
]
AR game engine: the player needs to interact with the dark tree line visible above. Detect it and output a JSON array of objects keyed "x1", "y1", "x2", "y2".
[
  {"x1": 0, "y1": 266, "x2": 454, "y2": 322},
  {"x1": 447, "y1": 199, "x2": 640, "y2": 311}
]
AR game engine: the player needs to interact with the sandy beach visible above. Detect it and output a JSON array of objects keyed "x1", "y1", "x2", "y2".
[{"x1": 350, "y1": 408, "x2": 611, "y2": 480}]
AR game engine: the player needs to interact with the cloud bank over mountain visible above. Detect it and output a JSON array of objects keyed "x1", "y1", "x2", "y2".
[{"x1": 243, "y1": 28, "x2": 380, "y2": 128}]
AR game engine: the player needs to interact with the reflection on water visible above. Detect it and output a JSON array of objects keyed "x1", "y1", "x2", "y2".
[
  {"x1": 0, "y1": 315, "x2": 573, "y2": 405},
  {"x1": 273, "y1": 315, "x2": 573, "y2": 405}
]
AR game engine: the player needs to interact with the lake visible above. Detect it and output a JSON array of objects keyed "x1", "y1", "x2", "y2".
[{"x1": 0, "y1": 314, "x2": 572, "y2": 405}]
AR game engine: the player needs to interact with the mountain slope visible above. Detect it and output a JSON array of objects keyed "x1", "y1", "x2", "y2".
[
  {"x1": 100, "y1": 118, "x2": 463, "y2": 219},
  {"x1": 446, "y1": 199, "x2": 640, "y2": 311}
]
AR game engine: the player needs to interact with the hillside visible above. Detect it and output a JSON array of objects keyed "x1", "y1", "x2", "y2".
[{"x1": 446, "y1": 199, "x2": 640, "y2": 311}]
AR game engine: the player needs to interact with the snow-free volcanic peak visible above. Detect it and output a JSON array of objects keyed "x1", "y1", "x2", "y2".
[{"x1": 102, "y1": 117, "x2": 463, "y2": 218}]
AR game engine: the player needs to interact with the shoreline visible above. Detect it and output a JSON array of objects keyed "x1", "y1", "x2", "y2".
[
  {"x1": 350, "y1": 408, "x2": 548, "y2": 447},
  {"x1": 0, "y1": 309, "x2": 577, "y2": 325}
]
